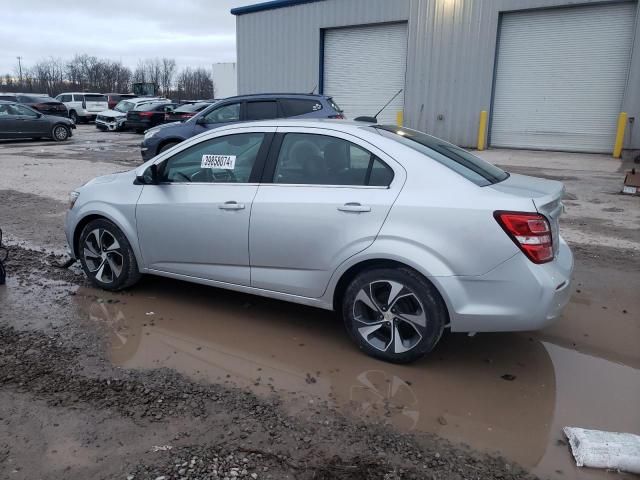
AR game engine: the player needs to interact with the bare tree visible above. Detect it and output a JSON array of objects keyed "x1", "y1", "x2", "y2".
[
  {"x1": 175, "y1": 67, "x2": 214, "y2": 100},
  {"x1": 160, "y1": 58, "x2": 176, "y2": 97}
]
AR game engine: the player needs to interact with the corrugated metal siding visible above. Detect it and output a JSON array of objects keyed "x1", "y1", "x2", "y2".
[
  {"x1": 237, "y1": 0, "x2": 640, "y2": 149},
  {"x1": 236, "y1": 0, "x2": 410, "y2": 95},
  {"x1": 491, "y1": 3, "x2": 636, "y2": 152}
]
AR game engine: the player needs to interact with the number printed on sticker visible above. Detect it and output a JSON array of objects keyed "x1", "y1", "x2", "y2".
[{"x1": 201, "y1": 154, "x2": 236, "y2": 170}]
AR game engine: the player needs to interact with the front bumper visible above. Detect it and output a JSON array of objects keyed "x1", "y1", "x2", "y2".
[
  {"x1": 439, "y1": 237, "x2": 574, "y2": 332},
  {"x1": 140, "y1": 138, "x2": 159, "y2": 161},
  {"x1": 96, "y1": 117, "x2": 124, "y2": 131}
]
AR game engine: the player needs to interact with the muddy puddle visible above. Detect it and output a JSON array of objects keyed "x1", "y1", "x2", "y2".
[{"x1": 75, "y1": 276, "x2": 640, "y2": 480}]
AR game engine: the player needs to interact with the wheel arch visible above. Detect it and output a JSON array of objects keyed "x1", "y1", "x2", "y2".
[
  {"x1": 331, "y1": 258, "x2": 451, "y2": 326},
  {"x1": 157, "y1": 137, "x2": 184, "y2": 154},
  {"x1": 72, "y1": 211, "x2": 143, "y2": 269}
]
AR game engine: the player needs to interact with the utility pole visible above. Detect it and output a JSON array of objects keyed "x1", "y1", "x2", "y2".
[{"x1": 16, "y1": 56, "x2": 23, "y2": 85}]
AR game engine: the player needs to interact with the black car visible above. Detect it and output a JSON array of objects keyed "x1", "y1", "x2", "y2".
[
  {"x1": 0, "y1": 100, "x2": 76, "y2": 141},
  {"x1": 164, "y1": 102, "x2": 212, "y2": 122},
  {"x1": 0, "y1": 93, "x2": 68, "y2": 118},
  {"x1": 126, "y1": 102, "x2": 180, "y2": 133},
  {"x1": 140, "y1": 93, "x2": 344, "y2": 160}
]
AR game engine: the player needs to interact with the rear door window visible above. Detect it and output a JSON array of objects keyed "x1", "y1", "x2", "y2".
[
  {"x1": 246, "y1": 101, "x2": 279, "y2": 121},
  {"x1": 272, "y1": 133, "x2": 393, "y2": 186},
  {"x1": 279, "y1": 99, "x2": 323, "y2": 117},
  {"x1": 72, "y1": 94, "x2": 84, "y2": 102}
]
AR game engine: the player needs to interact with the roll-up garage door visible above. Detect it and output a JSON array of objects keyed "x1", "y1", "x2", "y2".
[
  {"x1": 323, "y1": 23, "x2": 407, "y2": 125},
  {"x1": 491, "y1": 3, "x2": 635, "y2": 152}
]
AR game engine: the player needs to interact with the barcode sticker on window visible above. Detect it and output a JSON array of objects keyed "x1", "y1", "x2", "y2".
[{"x1": 201, "y1": 155, "x2": 236, "y2": 169}]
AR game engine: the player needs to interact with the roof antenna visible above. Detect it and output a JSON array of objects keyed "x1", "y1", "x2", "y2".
[
  {"x1": 355, "y1": 89, "x2": 403, "y2": 123},
  {"x1": 309, "y1": 84, "x2": 318, "y2": 94}
]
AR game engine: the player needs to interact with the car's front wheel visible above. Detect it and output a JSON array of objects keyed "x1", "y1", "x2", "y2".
[
  {"x1": 78, "y1": 219, "x2": 141, "y2": 291},
  {"x1": 52, "y1": 125, "x2": 70, "y2": 141},
  {"x1": 69, "y1": 111, "x2": 78, "y2": 123},
  {"x1": 342, "y1": 268, "x2": 446, "y2": 363}
]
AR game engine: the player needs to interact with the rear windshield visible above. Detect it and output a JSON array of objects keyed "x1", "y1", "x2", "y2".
[
  {"x1": 85, "y1": 94, "x2": 107, "y2": 102},
  {"x1": 174, "y1": 103, "x2": 209, "y2": 113},
  {"x1": 135, "y1": 102, "x2": 165, "y2": 111},
  {"x1": 372, "y1": 126, "x2": 509, "y2": 186},
  {"x1": 114, "y1": 100, "x2": 135, "y2": 113},
  {"x1": 0, "y1": 95, "x2": 16, "y2": 101}
]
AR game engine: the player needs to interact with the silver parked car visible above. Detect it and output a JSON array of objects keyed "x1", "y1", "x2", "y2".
[{"x1": 65, "y1": 119, "x2": 573, "y2": 363}]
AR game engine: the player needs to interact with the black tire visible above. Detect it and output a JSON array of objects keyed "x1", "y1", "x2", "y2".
[
  {"x1": 69, "y1": 111, "x2": 78, "y2": 123},
  {"x1": 159, "y1": 142, "x2": 179, "y2": 153},
  {"x1": 51, "y1": 124, "x2": 70, "y2": 141},
  {"x1": 135, "y1": 128, "x2": 145, "y2": 134},
  {"x1": 78, "y1": 218, "x2": 141, "y2": 291},
  {"x1": 342, "y1": 267, "x2": 446, "y2": 363}
]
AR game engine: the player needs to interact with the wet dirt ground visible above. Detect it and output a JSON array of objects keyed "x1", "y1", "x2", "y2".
[{"x1": 1, "y1": 125, "x2": 639, "y2": 479}]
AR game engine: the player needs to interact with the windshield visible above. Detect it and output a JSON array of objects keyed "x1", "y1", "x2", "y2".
[
  {"x1": 372, "y1": 126, "x2": 509, "y2": 186},
  {"x1": 114, "y1": 100, "x2": 135, "y2": 113}
]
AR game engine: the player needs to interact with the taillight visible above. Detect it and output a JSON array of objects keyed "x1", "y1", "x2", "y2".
[
  {"x1": 494, "y1": 211, "x2": 553, "y2": 264},
  {"x1": 139, "y1": 111, "x2": 154, "y2": 118},
  {"x1": 329, "y1": 114, "x2": 345, "y2": 119}
]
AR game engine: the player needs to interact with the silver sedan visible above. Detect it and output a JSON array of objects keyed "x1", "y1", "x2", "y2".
[{"x1": 65, "y1": 119, "x2": 573, "y2": 363}]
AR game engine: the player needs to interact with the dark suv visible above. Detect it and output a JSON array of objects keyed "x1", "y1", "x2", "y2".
[{"x1": 140, "y1": 93, "x2": 343, "y2": 161}]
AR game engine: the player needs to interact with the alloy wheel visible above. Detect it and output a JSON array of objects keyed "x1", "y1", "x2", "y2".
[
  {"x1": 83, "y1": 228, "x2": 124, "y2": 284},
  {"x1": 353, "y1": 280, "x2": 427, "y2": 354},
  {"x1": 53, "y1": 126, "x2": 68, "y2": 140}
]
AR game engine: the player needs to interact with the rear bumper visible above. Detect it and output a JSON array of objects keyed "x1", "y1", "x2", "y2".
[
  {"x1": 439, "y1": 237, "x2": 574, "y2": 332},
  {"x1": 127, "y1": 120, "x2": 152, "y2": 130}
]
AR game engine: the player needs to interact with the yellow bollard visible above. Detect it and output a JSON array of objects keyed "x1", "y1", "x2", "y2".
[
  {"x1": 613, "y1": 112, "x2": 627, "y2": 158},
  {"x1": 396, "y1": 111, "x2": 403, "y2": 127},
  {"x1": 477, "y1": 110, "x2": 488, "y2": 151}
]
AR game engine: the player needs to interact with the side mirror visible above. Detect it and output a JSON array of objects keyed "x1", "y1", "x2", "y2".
[
  {"x1": 137, "y1": 163, "x2": 159, "y2": 185},
  {"x1": 36, "y1": 112, "x2": 43, "y2": 118},
  {"x1": 196, "y1": 116, "x2": 207, "y2": 125}
]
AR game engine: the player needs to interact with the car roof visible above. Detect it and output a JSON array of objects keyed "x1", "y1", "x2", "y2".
[
  {"x1": 60, "y1": 92, "x2": 104, "y2": 95},
  {"x1": 212, "y1": 118, "x2": 380, "y2": 133},
  {"x1": 219, "y1": 93, "x2": 330, "y2": 102}
]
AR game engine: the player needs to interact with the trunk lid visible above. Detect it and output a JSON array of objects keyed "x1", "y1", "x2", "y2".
[{"x1": 491, "y1": 173, "x2": 565, "y2": 254}]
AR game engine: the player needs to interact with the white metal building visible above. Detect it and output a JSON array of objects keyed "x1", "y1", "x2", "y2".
[
  {"x1": 232, "y1": 0, "x2": 640, "y2": 155},
  {"x1": 212, "y1": 62, "x2": 238, "y2": 99}
]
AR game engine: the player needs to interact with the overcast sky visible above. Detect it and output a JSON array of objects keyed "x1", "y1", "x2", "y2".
[{"x1": 1, "y1": 0, "x2": 256, "y2": 75}]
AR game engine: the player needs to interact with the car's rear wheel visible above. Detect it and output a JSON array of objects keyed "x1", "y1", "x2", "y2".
[
  {"x1": 78, "y1": 219, "x2": 141, "y2": 291},
  {"x1": 342, "y1": 268, "x2": 446, "y2": 363},
  {"x1": 52, "y1": 125, "x2": 70, "y2": 141},
  {"x1": 159, "y1": 141, "x2": 179, "y2": 153}
]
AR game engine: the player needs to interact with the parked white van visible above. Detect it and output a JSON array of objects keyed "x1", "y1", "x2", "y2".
[{"x1": 55, "y1": 93, "x2": 109, "y2": 123}]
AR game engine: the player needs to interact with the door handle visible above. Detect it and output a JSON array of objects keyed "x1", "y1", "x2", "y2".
[
  {"x1": 338, "y1": 202, "x2": 371, "y2": 213},
  {"x1": 219, "y1": 201, "x2": 245, "y2": 211}
]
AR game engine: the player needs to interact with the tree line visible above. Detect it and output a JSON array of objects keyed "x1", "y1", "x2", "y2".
[{"x1": 1, "y1": 54, "x2": 216, "y2": 100}]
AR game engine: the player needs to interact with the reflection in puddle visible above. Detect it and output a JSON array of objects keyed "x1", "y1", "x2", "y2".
[{"x1": 77, "y1": 277, "x2": 640, "y2": 480}]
